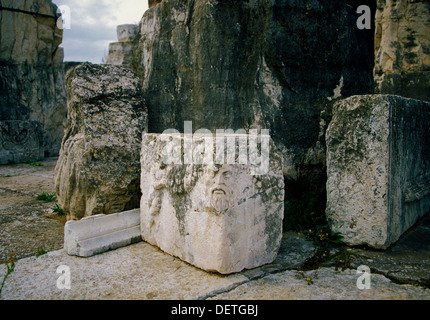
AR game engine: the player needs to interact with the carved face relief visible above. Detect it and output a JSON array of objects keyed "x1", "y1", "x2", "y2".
[{"x1": 203, "y1": 164, "x2": 236, "y2": 215}]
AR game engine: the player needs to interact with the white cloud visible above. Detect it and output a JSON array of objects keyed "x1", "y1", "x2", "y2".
[{"x1": 53, "y1": 0, "x2": 148, "y2": 63}]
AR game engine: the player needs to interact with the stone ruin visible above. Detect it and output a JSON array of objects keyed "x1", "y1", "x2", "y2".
[
  {"x1": 2, "y1": 0, "x2": 430, "y2": 274},
  {"x1": 55, "y1": 63, "x2": 147, "y2": 220},
  {"x1": 0, "y1": 0, "x2": 67, "y2": 162},
  {"x1": 326, "y1": 95, "x2": 430, "y2": 249},
  {"x1": 104, "y1": 24, "x2": 138, "y2": 67},
  {"x1": 139, "y1": 133, "x2": 284, "y2": 273}
]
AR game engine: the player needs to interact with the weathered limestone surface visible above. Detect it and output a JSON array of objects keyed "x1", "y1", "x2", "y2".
[
  {"x1": 0, "y1": 242, "x2": 250, "y2": 300},
  {"x1": 64, "y1": 209, "x2": 141, "y2": 257},
  {"x1": 133, "y1": 0, "x2": 373, "y2": 166},
  {"x1": 0, "y1": 0, "x2": 63, "y2": 65},
  {"x1": 117, "y1": 24, "x2": 138, "y2": 42},
  {"x1": 2, "y1": 238, "x2": 429, "y2": 300},
  {"x1": 0, "y1": 0, "x2": 67, "y2": 156},
  {"x1": 326, "y1": 95, "x2": 430, "y2": 249},
  {"x1": 105, "y1": 42, "x2": 135, "y2": 66},
  {"x1": 209, "y1": 267, "x2": 430, "y2": 300},
  {"x1": 374, "y1": 0, "x2": 430, "y2": 101},
  {"x1": 0, "y1": 120, "x2": 44, "y2": 165},
  {"x1": 132, "y1": 0, "x2": 374, "y2": 219},
  {"x1": 140, "y1": 133, "x2": 284, "y2": 274},
  {"x1": 105, "y1": 25, "x2": 138, "y2": 66},
  {"x1": 55, "y1": 63, "x2": 147, "y2": 220}
]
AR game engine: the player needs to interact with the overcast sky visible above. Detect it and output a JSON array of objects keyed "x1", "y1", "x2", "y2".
[{"x1": 53, "y1": 0, "x2": 148, "y2": 63}]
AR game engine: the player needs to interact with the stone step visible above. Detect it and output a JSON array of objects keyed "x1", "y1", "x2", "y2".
[{"x1": 64, "y1": 209, "x2": 141, "y2": 257}]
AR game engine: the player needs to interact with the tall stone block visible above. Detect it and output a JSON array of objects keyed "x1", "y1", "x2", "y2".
[
  {"x1": 374, "y1": 0, "x2": 430, "y2": 102},
  {"x1": 133, "y1": 0, "x2": 373, "y2": 175},
  {"x1": 55, "y1": 63, "x2": 147, "y2": 220},
  {"x1": 326, "y1": 95, "x2": 430, "y2": 249},
  {"x1": 0, "y1": 0, "x2": 67, "y2": 157},
  {"x1": 140, "y1": 132, "x2": 284, "y2": 274},
  {"x1": 133, "y1": 0, "x2": 374, "y2": 224}
]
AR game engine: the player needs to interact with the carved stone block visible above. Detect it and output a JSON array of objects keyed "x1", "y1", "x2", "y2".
[{"x1": 140, "y1": 132, "x2": 284, "y2": 274}]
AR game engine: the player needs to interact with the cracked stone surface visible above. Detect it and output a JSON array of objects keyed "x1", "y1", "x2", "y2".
[
  {"x1": 0, "y1": 242, "x2": 249, "y2": 300},
  {"x1": 209, "y1": 268, "x2": 430, "y2": 300},
  {"x1": 1, "y1": 158, "x2": 429, "y2": 300},
  {"x1": 1, "y1": 232, "x2": 429, "y2": 300}
]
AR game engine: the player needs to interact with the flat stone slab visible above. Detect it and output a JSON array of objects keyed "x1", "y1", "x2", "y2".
[
  {"x1": 209, "y1": 268, "x2": 430, "y2": 300},
  {"x1": 0, "y1": 241, "x2": 248, "y2": 300},
  {"x1": 64, "y1": 209, "x2": 141, "y2": 257},
  {"x1": 349, "y1": 213, "x2": 430, "y2": 285},
  {"x1": 1, "y1": 235, "x2": 429, "y2": 300}
]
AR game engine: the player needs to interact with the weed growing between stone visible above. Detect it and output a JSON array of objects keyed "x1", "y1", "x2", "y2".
[
  {"x1": 285, "y1": 196, "x2": 356, "y2": 272},
  {"x1": 295, "y1": 270, "x2": 319, "y2": 285},
  {"x1": 35, "y1": 246, "x2": 53, "y2": 258},
  {"x1": 26, "y1": 161, "x2": 43, "y2": 167},
  {"x1": 35, "y1": 192, "x2": 57, "y2": 202},
  {"x1": 0, "y1": 253, "x2": 17, "y2": 298},
  {"x1": 52, "y1": 204, "x2": 67, "y2": 216},
  {"x1": 334, "y1": 247, "x2": 355, "y2": 271}
]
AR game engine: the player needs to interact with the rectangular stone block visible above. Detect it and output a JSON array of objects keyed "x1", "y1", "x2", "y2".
[
  {"x1": 326, "y1": 95, "x2": 430, "y2": 249},
  {"x1": 140, "y1": 132, "x2": 284, "y2": 274},
  {"x1": 64, "y1": 209, "x2": 141, "y2": 257},
  {"x1": 117, "y1": 24, "x2": 138, "y2": 42},
  {"x1": 104, "y1": 42, "x2": 135, "y2": 66}
]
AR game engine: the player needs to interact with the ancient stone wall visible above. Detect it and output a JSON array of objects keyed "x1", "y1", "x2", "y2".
[
  {"x1": 374, "y1": 0, "x2": 430, "y2": 101},
  {"x1": 0, "y1": 0, "x2": 67, "y2": 158}
]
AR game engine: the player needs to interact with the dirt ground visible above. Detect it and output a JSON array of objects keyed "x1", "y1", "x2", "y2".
[{"x1": 0, "y1": 158, "x2": 66, "y2": 261}]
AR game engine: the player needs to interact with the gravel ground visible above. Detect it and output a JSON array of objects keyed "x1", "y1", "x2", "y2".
[{"x1": 0, "y1": 158, "x2": 66, "y2": 261}]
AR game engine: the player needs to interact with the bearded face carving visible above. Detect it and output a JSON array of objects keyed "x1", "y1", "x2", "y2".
[
  {"x1": 140, "y1": 133, "x2": 284, "y2": 274},
  {"x1": 203, "y1": 165, "x2": 236, "y2": 215}
]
